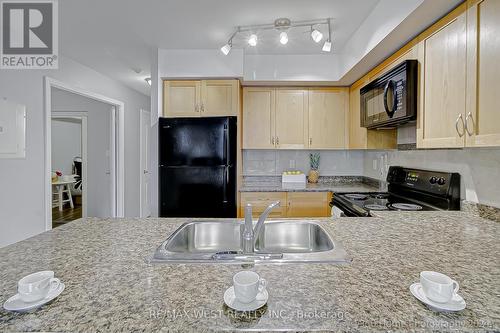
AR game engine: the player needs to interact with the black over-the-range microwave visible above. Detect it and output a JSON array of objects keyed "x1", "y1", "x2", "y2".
[{"x1": 360, "y1": 60, "x2": 418, "y2": 129}]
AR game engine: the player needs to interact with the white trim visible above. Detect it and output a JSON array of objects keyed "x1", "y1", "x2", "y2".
[
  {"x1": 44, "y1": 77, "x2": 125, "y2": 231},
  {"x1": 139, "y1": 109, "x2": 151, "y2": 217},
  {"x1": 51, "y1": 112, "x2": 88, "y2": 218}
]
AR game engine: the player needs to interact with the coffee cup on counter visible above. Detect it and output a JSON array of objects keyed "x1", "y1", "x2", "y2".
[
  {"x1": 233, "y1": 271, "x2": 266, "y2": 303},
  {"x1": 18, "y1": 271, "x2": 61, "y2": 303},
  {"x1": 420, "y1": 271, "x2": 459, "y2": 303}
]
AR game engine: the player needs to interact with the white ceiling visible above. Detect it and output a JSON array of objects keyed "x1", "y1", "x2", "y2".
[{"x1": 59, "y1": 0, "x2": 461, "y2": 96}]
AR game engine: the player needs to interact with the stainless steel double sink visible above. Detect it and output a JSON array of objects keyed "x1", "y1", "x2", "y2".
[{"x1": 149, "y1": 220, "x2": 350, "y2": 264}]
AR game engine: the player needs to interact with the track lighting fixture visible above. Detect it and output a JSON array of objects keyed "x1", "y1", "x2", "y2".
[{"x1": 220, "y1": 17, "x2": 333, "y2": 55}]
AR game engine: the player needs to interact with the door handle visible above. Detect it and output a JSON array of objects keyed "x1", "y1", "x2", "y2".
[
  {"x1": 383, "y1": 80, "x2": 397, "y2": 117},
  {"x1": 143, "y1": 170, "x2": 149, "y2": 174},
  {"x1": 465, "y1": 112, "x2": 474, "y2": 136},
  {"x1": 455, "y1": 114, "x2": 465, "y2": 138}
]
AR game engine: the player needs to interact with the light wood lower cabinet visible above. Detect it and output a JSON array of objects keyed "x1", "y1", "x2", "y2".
[
  {"x1": 239, "y1": 192, "x2": 332, "y2": 218},
  {"x1": 286, "y1": 192, "x2": 333, "y2": 217}
]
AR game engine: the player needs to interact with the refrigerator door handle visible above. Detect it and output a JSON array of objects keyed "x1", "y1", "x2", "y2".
[
  {"x1": 223, "y1": 123, "x2": 229, "y2": 165},
  {"x1": 222, "y1": 166, "x2": 229, "y2": 204}
]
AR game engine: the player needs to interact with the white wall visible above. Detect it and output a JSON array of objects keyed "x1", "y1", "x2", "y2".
[
  {"x1": 0, "y1": 56, "x2": 150, "y2": 248},
  {"x1": 51, "y1": 88, "x2": 113, "y2": 218},
  {"x1": 243, "y1": 150, "x2": 364, "y2": 176},
  {"x1": 364, "y1": 148, "x2": 500, "y2": 208},
  {"x1": 51, "y1": 118, "x2": 82, "y2": 175}
]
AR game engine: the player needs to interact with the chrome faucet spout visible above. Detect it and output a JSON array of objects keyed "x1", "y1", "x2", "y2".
[
  {"x1": 253, "y1": 201, "x2": 280, "y2": 246},
  {"x1": 242, "y1": 204, "x2": 254, "y2": 254}
]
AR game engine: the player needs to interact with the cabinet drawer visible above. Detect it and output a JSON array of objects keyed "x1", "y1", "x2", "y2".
[{"x1": 240, "y1": 192, "x2": 287, "y2": 218}]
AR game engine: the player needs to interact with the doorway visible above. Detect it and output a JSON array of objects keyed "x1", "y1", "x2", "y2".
[
  {"x1": 51, "y1": 114, "x2": 87, "y2": 227},
  {"x1": 44, "y1": 77, "x2": 125, "y2": 231}
]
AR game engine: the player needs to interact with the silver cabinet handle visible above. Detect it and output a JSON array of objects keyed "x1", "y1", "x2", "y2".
[
  {"x1": 465, "y1": 112, "x2": 474, "y2": 136},
  {"x1": 200, "y1": 104, "x2": 205, "y2": 113},
  {"x1": 195, "y1": 104, "x2": 199, "y2": 112},
  {"x1": 276, "y1": 137, "x2": 280, "y2": 145},
  {"x1": 309, "y1": 138, "x2": 312, "y2": 146},
  {"x1": 455, "y1": 114, "x2": 465, "y2": 138},
  {"x1": 271, "y1": 137, "x2": 275, "y2": 146}
]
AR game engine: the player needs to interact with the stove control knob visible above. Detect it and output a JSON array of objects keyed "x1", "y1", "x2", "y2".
[
  {"x1": 437, "y1": 177, "x2": 446, "y2": 185},
  {"x1": 429, "y1": 177, "x2": 437, "y2": 184}
]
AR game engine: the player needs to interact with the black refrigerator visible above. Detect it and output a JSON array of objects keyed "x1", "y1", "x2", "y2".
[{"x1": 159, "y1": 117, "x2": 237, "y2": 218}]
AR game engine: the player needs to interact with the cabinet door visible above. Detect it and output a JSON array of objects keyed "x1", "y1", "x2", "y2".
[
  {"x1": 275, "y1": 89, "x2": 308, "y2": 149},
  {"x1": 286, "y1": 192, "x2": 332, "y2": 217},
  {"x1": 417, "y1": 12, "x2": 467, "y2": 148},
  {"x1": 240, "y1": 192, "x2": 287, "y2": 218},
  {"x1": 309, "y1": 88, "x2": 348, "y2": 149},
  {"x1": 465, "y1": 0, "x2": 500, "y2": 147},
  {"x1": 163, "y1": 81, "x2": 201, "y2": 117},
  {"x1": 242, "y1": 88, "x2": 275, "y2": 149},
  {"x1": 201, "y1": 80, "x2": 239, "y2": 116}
]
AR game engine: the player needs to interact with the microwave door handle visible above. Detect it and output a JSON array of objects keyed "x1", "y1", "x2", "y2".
[{"x1": 383, "y1": 80, "x2": 397, "y2": 117}]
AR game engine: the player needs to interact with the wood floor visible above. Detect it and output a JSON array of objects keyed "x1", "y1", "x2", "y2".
[{"x1": 52, "y1": 204, "x2": 82, "y2": 228}]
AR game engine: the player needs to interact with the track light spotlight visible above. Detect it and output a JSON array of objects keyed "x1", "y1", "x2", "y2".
[
  {"x1": 220, "y1": 43, "x2": 232, "y2": 55},
  {"x1": 279, "y1": 31, "x2": 288, "y2": 45},
  {"x1": 311, "y1": 28, "x2": 323, "y2": 43},
  {"x1": 322, "y1": 40, "x2": 332, "y2": 52},
  {"x1": 248, "y1": 34, "x2": 258, "y2": 46}
]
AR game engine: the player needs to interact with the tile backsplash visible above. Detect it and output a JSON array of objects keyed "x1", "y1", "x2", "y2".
[{"x1": 242, "y1": 150, "x2": 365, "y2": 176}]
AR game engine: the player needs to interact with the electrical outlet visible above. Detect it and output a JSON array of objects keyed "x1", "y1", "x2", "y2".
[
  {"x1": 372, "y1": 159, "x2": 377, "y2": 170},
  {"x1": 289, "y1": 159, "x2": 296, "y2": 169}
]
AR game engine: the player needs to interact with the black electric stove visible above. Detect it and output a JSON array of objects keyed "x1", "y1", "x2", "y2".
[{"x1": 330, "y1": 166, "x2": 460, "y2": 217}]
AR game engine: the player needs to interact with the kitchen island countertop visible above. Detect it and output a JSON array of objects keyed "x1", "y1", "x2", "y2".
[{"x1": 0, "y1": 212, "x2": 499, "y2": 332}]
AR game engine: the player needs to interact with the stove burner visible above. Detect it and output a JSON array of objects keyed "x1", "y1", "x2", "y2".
[
  {"x1": 345, "y1": 194, "x2": 368, "y2": 200},
  {"x1": 389, "y1": 203, "x2": 423, "y2": 211},
  {"x1": 364, "y1": 204, "x2": 389, "y2": 211},
  {"x1": 371, "y1": 193, "x2": 389, "y2": 199}
]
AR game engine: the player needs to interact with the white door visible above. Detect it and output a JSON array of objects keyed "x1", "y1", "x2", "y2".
[{"x1": 140, "y1": 110, "x2": 151, "y2": 217}]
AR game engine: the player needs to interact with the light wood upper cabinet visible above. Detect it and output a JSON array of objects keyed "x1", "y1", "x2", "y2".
[
  {"x1": 308, "y1": 88, "x2": 349, "y2": 149},
  {"x1": 163, "y1": 80, "x2": 239, "y2": 118},
  {"x1": 417, "y1": 11, "x2": 467, "y2": 148},
  {"x1": 275, "y1": 89, "x2": 308, "y2": 149},
  {"x1": 163, "y1": 81, "x2": 201, "y2": 117},
  {"x1": 465, "y1": 0, "x2": 500, "y2": 147},
  {"x1": 242, "y1": 88, "x2": 275, "y2": 149},
  {"x1": 201, "y1": 80, "x2": 239, "y2": 116}
]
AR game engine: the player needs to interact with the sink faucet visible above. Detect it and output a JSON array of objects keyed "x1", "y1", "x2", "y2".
[{"x1": 242, "y1": 201, "x2": 280, "y2": 254}]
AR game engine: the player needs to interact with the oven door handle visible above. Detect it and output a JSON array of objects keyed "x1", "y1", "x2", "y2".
[{"x1": 383, "y1": 80, "x2": 397, "y2": 118}]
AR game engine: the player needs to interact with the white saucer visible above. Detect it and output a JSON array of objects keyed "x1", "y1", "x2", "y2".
[
  {"x1": 3, "y1": 282, "x2": 65, "y2": 313},
  {"x1": 224, "y1": 286, "x2": 268, "y2": 312},
  {"x1": 410, "y1": 283, "x2": 465, "y2": 312}
]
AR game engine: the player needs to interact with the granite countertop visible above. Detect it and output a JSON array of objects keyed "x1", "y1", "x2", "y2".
[
  {"x1": 240, "y1": 176, "x2": 379, "y2": 193},
  {"x1": 1, "y1": 213, "x2": 499, "y2": 332}
]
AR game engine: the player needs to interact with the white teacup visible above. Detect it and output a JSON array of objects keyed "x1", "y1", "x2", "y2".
[
  {"x1": 420, "y1": 271, "x2": 459, "y2": 303},
  {"x1": 18, "y1": 271, "x2": 60, "y2": 303},
  {"x1": 233, "y1": 271, "x2": 266, "y2": 304}
]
